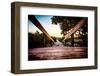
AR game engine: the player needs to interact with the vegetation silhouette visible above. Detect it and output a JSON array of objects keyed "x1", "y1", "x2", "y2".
[{"x1": 28, "y1": 31, "x2": 62, "y2": 49}]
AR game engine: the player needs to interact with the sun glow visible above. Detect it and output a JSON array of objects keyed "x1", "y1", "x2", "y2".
[{"x1": 46, "y1": 24, "x2": 63, "y2": 37}]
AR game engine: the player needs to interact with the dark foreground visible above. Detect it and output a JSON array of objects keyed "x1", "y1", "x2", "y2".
[{"x1": 28, "y1": 46, "x2": 88, "y2": 60}]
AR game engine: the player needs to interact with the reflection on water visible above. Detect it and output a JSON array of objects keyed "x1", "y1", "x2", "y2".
[{"x1": 28, "y1": 46, "x2": 88, "y2": 60}]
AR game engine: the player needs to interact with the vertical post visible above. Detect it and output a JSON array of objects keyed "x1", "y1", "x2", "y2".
[
  {"x1": 43, "y1": 33, "x2": 45, "y2": 47},
  {"x1": 71, "y1": 33, "x2": 74, "y2": 46}
]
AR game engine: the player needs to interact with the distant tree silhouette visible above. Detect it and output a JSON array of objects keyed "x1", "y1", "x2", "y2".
[{"x1": 28, "y1": 31, "x2": 53, "y2": 49}]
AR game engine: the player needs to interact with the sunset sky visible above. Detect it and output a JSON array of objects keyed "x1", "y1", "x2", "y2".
[{"x1": 28, "y1": 15, "x2": 63, "y2": 38}]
